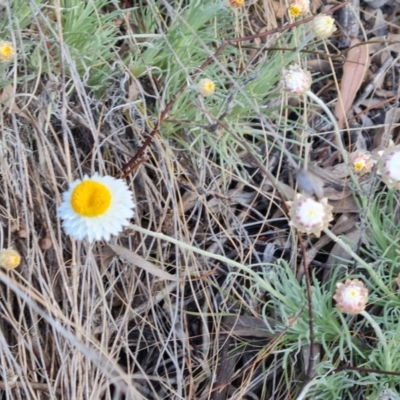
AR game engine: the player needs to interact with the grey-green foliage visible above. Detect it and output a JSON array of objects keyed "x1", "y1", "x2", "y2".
[
  {"x1": 366, "y1": 189, "x2": 400, "y2": 264},
  {"x1": 129, "y1": 0, "x2": 313, "y2": 131},
  {"x1": 249, "y1": 260, "x2": 400, "y2": 398},
  {"x1": 0, "y1": 0, "x2": 42, "y2": 89},
  {"x1": 10, "y1": 0, "x2": 124, "y2": 93},
  {"x1": 53, "y1": 0, "x2": 122, "y2": 90}
]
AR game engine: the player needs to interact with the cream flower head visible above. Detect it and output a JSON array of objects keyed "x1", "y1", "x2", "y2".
[
  {"x1": 312, "y1": 15, "x2": 337, "y2": 40},
  {"x1": 288, "y1": 194, "x2": 333, "y2": 237},
  {"x1": 350, "y1": 151, "x2": 374, "y2": 176},
  {"x1": 58, "y1": 173, "x2": 135, "y2": 242},
  {"x1": 0, "y1": 248, "x2": 21, "y2": 270},
  {"x1": 198, "y1": 78, "x2": 215, "y2": 97},
  {"x1": 282, "y1": 65, "x2": 311, "y2": 96},
  {"x1": 333, "y1": 279, "x2": 368, "y2": 315},
  {"x1": 377, "y1": 145, "x2": 400, "y2": 189},
  {"x1": 0, "y1": 41, "x2": 14, "y2": 62},
  {"x1": 288, "y1": 0, "x2": 310, "y2": 18}
]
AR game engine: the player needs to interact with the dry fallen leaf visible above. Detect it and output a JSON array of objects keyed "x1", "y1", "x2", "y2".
[
  {"x1": 335, "y1": 38, "x2": 370, "y2": 129},
  {"x1": 109, "y1": 244, "x2": 179, "y2": 281},
  {"x1": 271, "y1": 1, "x2": 286, "y2": 19},
  {"x1": 221, "y1": 315, "x2": 276, "y2": 338},
  {"x1": 329, "y1": 197, "x2": 359, "y2": 213},
  {"x1": 0, "y1": 84, "x2": 30, "y2": 120}
]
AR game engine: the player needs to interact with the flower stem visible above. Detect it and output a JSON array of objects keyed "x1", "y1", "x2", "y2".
[
  {"x1": 128, "y1": 224, "x2": 289, "y2": 304},
  {"x1": 322, "y1": 228, "x2": 395, "y2": 300},
  {"x1": 306, "y1": 90, "x2": 361, "y2": 192},
  {"x1": 360, "y1": 310, "x2": 390, "y2": 370}
]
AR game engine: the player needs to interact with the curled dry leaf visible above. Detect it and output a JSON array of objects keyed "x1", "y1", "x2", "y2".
[{"x1": 334, "y1": 38, "x2": 370, "y2": 129}]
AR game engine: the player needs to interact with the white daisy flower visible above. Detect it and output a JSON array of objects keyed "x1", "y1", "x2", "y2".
[{"x1": 58, "y1": 173, "x2": 135, "y2": 242}]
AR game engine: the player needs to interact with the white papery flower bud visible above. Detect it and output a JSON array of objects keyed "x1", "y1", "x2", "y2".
[
  {"x1": 333, "y1": 279, "x2": 368, "y2": 315},
  {"x1": 282, "y1": 65, "x2": 311, "y2": 96},
  {"x1": 350, "y1": 151, "x2": 374, "y2": 176},
  {"x1": 288, "y1": 194, "x2": 333, "y2": 237},
  {"x1": 198, "y1": 79, "x2": 215, "y2": 97},
  {"x1": 312, "y1": 15, "x2": 337, "y2": 40},
  {"x1": 377, "y1": 146, "x2": 400, "y2": 189}
]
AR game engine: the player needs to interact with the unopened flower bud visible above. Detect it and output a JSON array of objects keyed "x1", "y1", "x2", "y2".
[
  {"x1": 0, "y1": 41, "x2": 14, "y2": 62},
  {"x1": 282, "y1": 65, "x2": 311, "y2": 96},
  {"x1": 198, "y1": 78, "x2": 215, "y2": 97},
  {"x1": 312, "y1": 15, "x2": 337, "y2": 40},
  {"x1": 350, "y1": 151, "x2": 374, "y2": 176},
  {"x1": 0, "y1": 248, "x2": 21, "y2": 270}
]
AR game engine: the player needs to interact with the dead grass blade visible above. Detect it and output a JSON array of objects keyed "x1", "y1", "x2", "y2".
[{"x1": 109, "y1": 244, "x2": 179, "y2": 281}]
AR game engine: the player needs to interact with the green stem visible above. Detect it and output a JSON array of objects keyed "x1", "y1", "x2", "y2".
[
  {"x1": 128, "y1": 224, "x2": 289, "y2": 304},
  {"x1": 323, "y1": 228, "x2": 395, "y2": 300},
  {"x1": 360, "y1": 310, "x2": 390, "y2": 370},
  {"x1": 306, "y1": 90, "x2": 361, "y2": 193}
]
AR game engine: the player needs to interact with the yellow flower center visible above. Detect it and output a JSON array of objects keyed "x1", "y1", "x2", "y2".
[
  {"x1": 307, "y1": 208, "x2": 316, "y2": 217},
  {"x1": 348, "y1": 289, "x2": 357, "y2": 298},
  {"x1": 0, "y1": 249, "x2": 21, "y2": 270},
  {"x1": 289, "y1": 5, "x2": 301, "y2": 17},
  {"x1": 11, "y1": 255, "x2": 20, "y2": 265},
  {"x1": 205, "y1": 82, "x2": 214, "y2": 91},
  {"x1": 71, "y1": 180, "x2": 112, "y2": 217},
  {"x1": 354, "y1": 161, "x2": 364, "y2": 172},
  {"x1": 1, "y1": 45, "x2": 12, "y2": 57}
]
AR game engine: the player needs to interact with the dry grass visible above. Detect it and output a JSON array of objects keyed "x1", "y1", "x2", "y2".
[{"x1": 0, "y1": 0, "x2": 400, "y2": 399}]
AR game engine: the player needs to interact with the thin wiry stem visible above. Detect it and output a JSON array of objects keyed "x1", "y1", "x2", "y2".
[{"x1": 323, "y1": 228, "x2": 395, "y2": 300}]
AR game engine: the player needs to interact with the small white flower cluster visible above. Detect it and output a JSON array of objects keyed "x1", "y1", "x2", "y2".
[
  {"x1": 287, "y1": 144, "x2": 400, "y2": 237},
  {"x1": 288, "y1": 169, "x2": 332, "y2": 237}
]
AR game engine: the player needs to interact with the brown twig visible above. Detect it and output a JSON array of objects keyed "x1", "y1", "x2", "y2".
[{"x1": 119, "y1": 1, "x2": 350, "y2": 178}]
